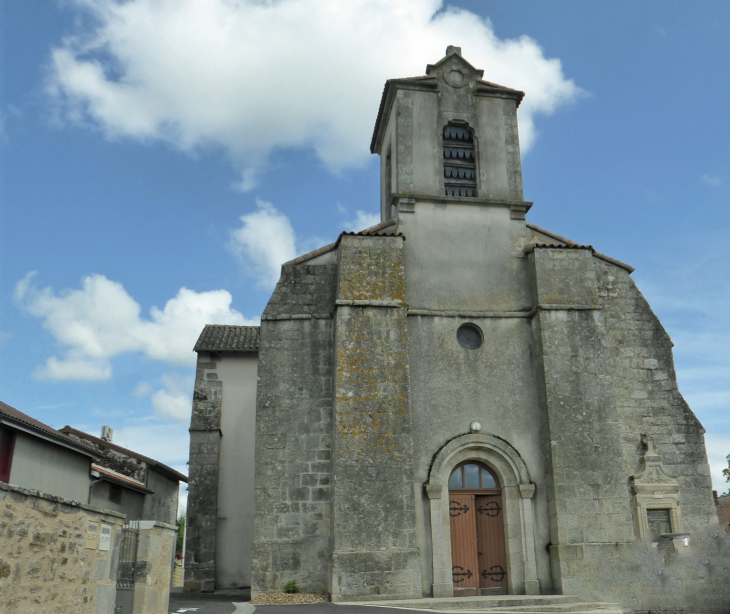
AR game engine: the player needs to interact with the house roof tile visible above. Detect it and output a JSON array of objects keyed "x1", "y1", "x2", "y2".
[
  {"x1": 0, "y1": 401, "x2": 99, "y2": 458},
  {"x1": 61, "y1": 426, "x2": 188, "y2": 483}
]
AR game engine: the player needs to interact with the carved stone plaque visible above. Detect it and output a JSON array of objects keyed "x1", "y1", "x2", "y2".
[{"x1": 646, "y1": 508, "x2": 671, "y2": 535}]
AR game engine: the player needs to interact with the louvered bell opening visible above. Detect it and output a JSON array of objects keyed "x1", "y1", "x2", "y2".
[{"x1": 443, "y1": 125, "x2": 476, "y2": 197}]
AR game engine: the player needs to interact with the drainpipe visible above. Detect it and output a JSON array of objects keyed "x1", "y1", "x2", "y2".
[{"x1": 88, "y1": 468, "x2": 103, "y2": 505}]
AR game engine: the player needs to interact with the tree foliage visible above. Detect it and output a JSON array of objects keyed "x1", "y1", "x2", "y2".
[{"x1": 177, "y1": 513, "x2": 186, "y2": 556}]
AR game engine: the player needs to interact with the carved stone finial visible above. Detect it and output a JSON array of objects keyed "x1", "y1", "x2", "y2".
[
  {"x1": 641, "y1": 433, "x2": 660, "y2": 463},
  {"x1": 446, "y1": 45, "x2": 462, "y2": 56}
]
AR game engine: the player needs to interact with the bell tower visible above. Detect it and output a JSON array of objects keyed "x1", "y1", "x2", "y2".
[{"x1": 371, "y1": 46, "x2": 530, "y2": 222}]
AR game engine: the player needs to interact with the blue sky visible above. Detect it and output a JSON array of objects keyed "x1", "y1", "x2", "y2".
[{"x1": 2, "y1": 1, "x2": 729, "y2": 506}]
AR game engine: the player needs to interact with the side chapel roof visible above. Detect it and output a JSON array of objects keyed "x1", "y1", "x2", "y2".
[{"x1": 194, "y1": 324, "x2": 260, "y2": 353}]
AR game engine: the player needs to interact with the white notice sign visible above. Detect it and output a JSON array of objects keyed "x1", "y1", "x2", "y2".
[{"x1": 99, "y1": 524, "x2": 111, "y2": 551}]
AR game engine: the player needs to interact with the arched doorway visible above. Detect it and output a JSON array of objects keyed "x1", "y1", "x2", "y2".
[
  {"x1": 425, "y1": 432, "x2": 539, "y2": 598},
  {"x1": 448, "y1": 462, "x2": 507, "y2": 596}
]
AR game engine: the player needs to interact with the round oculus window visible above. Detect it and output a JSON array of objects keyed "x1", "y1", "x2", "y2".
[{"x1": 457, "y1": 323, "x2": 483, "y2": 350}]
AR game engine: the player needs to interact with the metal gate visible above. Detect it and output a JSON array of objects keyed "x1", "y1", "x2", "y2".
[{"x1": 115, "y1": 521, "x2": 139, "y2": 614}]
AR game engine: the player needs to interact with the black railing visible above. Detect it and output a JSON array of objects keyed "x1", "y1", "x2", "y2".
[{"x1": 117, "y1": 521, "x2": 139, "y2": 590}]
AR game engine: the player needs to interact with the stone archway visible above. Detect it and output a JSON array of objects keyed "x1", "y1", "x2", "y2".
[{"x1": 425, "y1": 433, "x2": 540, "y2": 597}]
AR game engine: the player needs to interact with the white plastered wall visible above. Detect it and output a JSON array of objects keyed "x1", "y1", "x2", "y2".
[
  {"x1": 9, "y1": 432, "x2": 91, "y2": 502},
  {"x1": 212, "y1": 353, "x2": 258, "y2": 588}
]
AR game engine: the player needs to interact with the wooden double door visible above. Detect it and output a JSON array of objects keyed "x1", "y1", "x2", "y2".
[{"x1": 449, "y1": 491, "x2": 508, "y2": 595}]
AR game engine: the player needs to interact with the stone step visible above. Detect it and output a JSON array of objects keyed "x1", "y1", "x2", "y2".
[
  {"x1": 472, "y1": 602, "x2": 625, "y2": 613},
  {"x1": 344, "y1": 596, "x2": 627, "y2": 613},
  {"x1": 348, "y1": 596, "x2": 583, "y2": 610},
  {"x1": 473, "y1": 611, "x2": 624, "y2": 614}
]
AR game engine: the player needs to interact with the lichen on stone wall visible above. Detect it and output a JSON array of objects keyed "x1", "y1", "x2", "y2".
[{"x1": 331, "y1": 235, "x2": 421, "y2": 600}]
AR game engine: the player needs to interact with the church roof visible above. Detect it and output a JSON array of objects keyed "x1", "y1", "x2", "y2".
[
  {"x1": 526, "y1": 223, "x2": 634, "y2": 273},
  {"x1": 283, "y1": 219, "x2": 398, "y2": 266},
  {"x1": 194, "y1": 325, "x2": 260, "y2": 352}
]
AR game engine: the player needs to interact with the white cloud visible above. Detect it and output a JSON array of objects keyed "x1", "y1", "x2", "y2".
[
  {"x1": 132, "y1": 381, "x2": 154, "y2": 397},
  {"x1": 134, "y1": 374, "x2": 193, "y2": 423},
  {"x1": 47, "y1": 0, "x2": 582, "y2": 188},
  {"x1": 343, "y1": 210, "x2": 381, "y2": 232},
  {"x1": 228, "y1": 199, "x2": 297, "y2": 288},
  {"x1": 15, "y1": 272, "x2": 256, "y2": 379},
  {"x1": 705, "y1": 433, "x2": 730, "y2": 494},
  {"x1": 35, "y1": 357, "x2": 112, "y2": 381},
  {"x1": 701, "y1": 174, "x2": 723, "y2": 187}
]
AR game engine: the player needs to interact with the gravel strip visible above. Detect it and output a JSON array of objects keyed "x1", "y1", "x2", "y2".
[{"x1": 251, "y1": 593, "x2": 331, "y2": 605}]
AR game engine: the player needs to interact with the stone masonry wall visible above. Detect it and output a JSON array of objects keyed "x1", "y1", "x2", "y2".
[
  {"x1": 0, "y1": 481, "x2": 124, "y2": 614},
  {"x1": 595, "y1": 260, "x2": 718, "y2": 530},
  {"x1": 531, "y1": 248, "x2": 729, "y2": 611},
  {"x1": 530, "y1": 248, "x2": 635, "y2": 591},
  {"x1": 251, "y1": 264, "x2": 337, "y2": 596},
  {"x1": 185, "y1": 351, "x2": 223, "y2": 592},
  {"x1": 331, "y1": 235, "x2": 422, "y2": 601}
]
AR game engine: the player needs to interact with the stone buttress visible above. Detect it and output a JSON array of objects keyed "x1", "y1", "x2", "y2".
[
  {"x1": 331, "y1": 234, "x2": 421, "y2": 601},
  {"x1": 184, "y1": 355, "x2": 223, "y2": 592},
  {"x1": 251, "y1": 263, "x2": 337, "y2": 595},
  {"x1": 528, "y1": 246, "x2": 635, "y2": 591}
]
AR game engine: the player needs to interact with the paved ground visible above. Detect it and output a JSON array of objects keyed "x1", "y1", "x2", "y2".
[{"x1": 168, "y1": 596, "x2": 422, "y2": 614}]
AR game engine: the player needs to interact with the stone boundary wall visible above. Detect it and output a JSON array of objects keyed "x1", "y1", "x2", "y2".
[
  {"x1": 560, "y1": 526, "x2": 730, "y2": 613},
  {"x1": 0, "y1": 481, "x2": 125, "y2": 614},
  {"x1": 133, "y1": 521, "x2": 177, "y2": 614}
]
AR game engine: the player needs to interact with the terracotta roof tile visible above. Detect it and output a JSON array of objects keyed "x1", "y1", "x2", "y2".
[
  {"x1": 529, "y1": 242, "x2": 594, "y2": 251},
  {"x1": 92, "y1": 464, "x2": 154, "y2": 494},
  {"x1": 339, "y1": 219, "x2": 398, "y2": 237}
]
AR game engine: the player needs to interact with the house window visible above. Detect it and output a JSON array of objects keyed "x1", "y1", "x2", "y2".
[
  {"x1": 443, "y1": 123, "x2": 476, "y2": 197},
  {"x1": 109, "y1": 483, "x2": 123, "y2": 504}
]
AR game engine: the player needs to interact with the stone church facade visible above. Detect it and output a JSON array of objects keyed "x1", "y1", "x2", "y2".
[{"x1": 185, "y1": 48, "x2": 726, "y2": 609}]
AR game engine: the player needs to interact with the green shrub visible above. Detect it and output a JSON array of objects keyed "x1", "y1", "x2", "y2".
[{"x1": 284, "y1": 581, "x2": 300, "y2": 594}]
